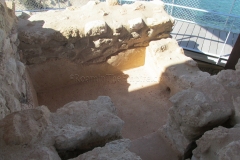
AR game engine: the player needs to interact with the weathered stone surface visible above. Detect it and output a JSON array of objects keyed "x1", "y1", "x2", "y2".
[
  {"x1": 192, "y1": 126, "x2": 240, "y2": 160},
  {"x1": 236, "y1": 58, "x2": 240, "y2": 71},
  {"x1": 145, "y1": 38, "x2": 201, "y2": 94},
  {"x1": 161, "y1": 89, "x2": 233, "y2": 155},
  {"x1": 1, "y1": 106, "x2": 50, "y2": 146},
  {"x1": 128, "y1": 17, "x2": 144, "y2": 31},
  {"x1": 0, "y1": 0, "x2": 38, "y2": 119},
  {"x1": 212, "y1": 70, "x2": 240, "y2": 125},
  {"x1": 27, "y1": 146, "x2": 61, "y2": 160},
  {"x1": 106, "y1": 0, "x2": 119, "y2": 6},
  {"x1": 169, "y1": 89, "x2": 232, "y2": 139},
  {"x1": 17, "y1": 1, "x2": 174, "y2": 65},
  {"x1": 0, "y1": 0, "x2": 16, "y2": 35},
  {"x1": 145, "y1": 38, "x2": 238, "y2": 157},
  {"x1": 70, "y1": 139, "x2": 142, "y2": 160},
  {"x1": 51, "y1": 96, "x2": 124, "y2": 152},
  {"x1": 85, "y1": 20, "x2": 107, "y2": 36},
  {"x1": 0, "y1": 97, "x2": 125, "y2": 160}
]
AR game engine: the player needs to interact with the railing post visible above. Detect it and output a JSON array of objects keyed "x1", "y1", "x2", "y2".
[
  {"x1": 57, "y1": 0, "x2": 60, "y2": 9},
  {"x1": 217, "y1": 18, "x2": 235, "y2": 65},
  {"x1": 67, "y1": 0, "x2": 70, "y2": 7},
  {"x1": 43, "y1": 0, "x2": 46, "y2": 10}
]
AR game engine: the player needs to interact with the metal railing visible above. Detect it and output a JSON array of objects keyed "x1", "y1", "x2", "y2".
[
  {"x1": 163, "y1": 0, "x2": 240, "y2": 33},
  {"x1": 162, "y1": 0, "x2": 240, "y2": 64}
]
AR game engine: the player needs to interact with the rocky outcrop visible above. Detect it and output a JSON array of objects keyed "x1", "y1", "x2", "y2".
[
  {"x1": 144, "y1": 38, "x2": 238, "y2": 156},
  {"x1": 0, "y1": 0, "x2": 38, "y2": 119},
  {"x1": 70, "y1": 139, "x2": 142, "y2": 160},
  {"x1": 145, "y1": 38, "x2": 202, "y2": 94},
  {"x1": 17, "y1": 1, "x2": 174, "y2": 65},
  {"x1": 161, "y1": 88, "x2": 233, "y2": 155},
  {"x1": 192, "y1": 126, "x2": 240, "y2": 160},
  {"x1": 0, "y1": 96, "x2": 125, "y2": 160}
]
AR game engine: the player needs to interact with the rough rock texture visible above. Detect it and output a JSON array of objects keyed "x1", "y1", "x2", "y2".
[
  {"x1": 144, "y1": 38, "x2": 237, "y2": 156},
  {"x1": 235, "y1": 58, "x2": 240, "y2": 71},
  {"x1": 161, "y1": 88, "x2": 233, "y2": 154},
  {"x1": 17, "y1": 1, "x2": 174, "y2": 65},
  {"x1": 0, "y1": 96, "x2": 125, "y2": 160},
  {"x1": 192, "y1": 126, "x2": 240, "y2": 160},
  {"x1": 70, "y1": 139, "x2": 142, "y2": 160},
  {"x1": 212, "y1": 70, "x2": 240, "y2": 126},
  {"x1": 0, "y1": 0, "x2": 38, "y2": 119},
  {"x1": 106, "y1": 0, "x2": 119, "y2": 6}
]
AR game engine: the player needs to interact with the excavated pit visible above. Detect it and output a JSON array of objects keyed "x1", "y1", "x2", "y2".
[
  {"x1": 28, "y1": 48, "x2": 171, "y2": 140},
  {"x1": 2, "y1": 1, "x2": 240, "y2": 160}
]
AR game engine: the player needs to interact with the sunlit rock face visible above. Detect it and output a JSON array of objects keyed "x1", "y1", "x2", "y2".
[
  {"x1": 17, "y1": 1, "x2": 174, "y2": 65},
  {"x1": 17, "y1": 1, "x2": 174, "y2": 93},
  {"x1": 144, "y1": 38, "x2": 240, "y2": 158}
]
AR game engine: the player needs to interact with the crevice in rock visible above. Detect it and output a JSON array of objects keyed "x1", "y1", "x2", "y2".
[
  {"x1": 56, "y1": 136, "x2": 122, "y2": 160},
  {"x1": 57, "y1": 148, "x2": 93, "y2": 160},
  {"x1": 182, "y1": 116, "x2": 235, "y2": 160},
  {"x1": 183, "y1": 141, "x2": 197, "y2": 160}
]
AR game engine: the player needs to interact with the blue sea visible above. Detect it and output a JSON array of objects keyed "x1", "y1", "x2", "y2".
[{"x1": 121, "y1": 0, "x2": 240, "y2": 33}]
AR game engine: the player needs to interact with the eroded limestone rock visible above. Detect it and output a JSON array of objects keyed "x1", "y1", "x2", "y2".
[
  {"x1": 0, "y1": 0, "x2": 38, "y2": 119},
  {"x1": 51, "y1": 96, "x2": 124, "y2": 153},
  {"x1": 0, "y1": 96, "x2": 125, "y2": 160},
  {"x1": 162, "y1": 88, "x2": 232, "y2": 154},
  {"x1": 17, "y1": 1, "x2": 174, "y2": 64},
  {"x1": 212, "y1": 69, "x2": 240, "y2": 125},
  {"x1": 70, "y1": 139, "x2": 142, "y2": 160},
  {"x1": 106, "y1": 0, "x2": 119, "y2": 6},
  {"x1": 192, "y1": 126, "x2": 240, "y2": 160},
  {"x1": 145, "y1": 38, "x2": 236, "y2": 157}
]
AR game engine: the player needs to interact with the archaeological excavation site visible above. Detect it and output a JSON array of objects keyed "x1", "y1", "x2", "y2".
[{"x1": 1, "y1": 0, "x2": 240, "y2": 160}]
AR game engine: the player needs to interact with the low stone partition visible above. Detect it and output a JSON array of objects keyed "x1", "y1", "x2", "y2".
[{"x1": 18, "y1": 1, "x2": 173, "y2": 65}]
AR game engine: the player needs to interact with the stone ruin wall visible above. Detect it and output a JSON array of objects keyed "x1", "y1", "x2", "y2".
[
  {"x1": 17, "y1": 1, "x2": 173, "y2": 92},
  {"x1": 1, "y1": 0, "x2": 240, "y2": 160},
  {"x1": 0, "y1": 0, "x2": 38, "y2": 119}
]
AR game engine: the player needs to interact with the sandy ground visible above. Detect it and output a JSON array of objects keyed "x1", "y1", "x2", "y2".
[
  {"x1": 37, "y1": 66, "x2": 180, "y2": 159},
  {"x1": 38, "y1": 66, "x2": 172, "y2": 139}
]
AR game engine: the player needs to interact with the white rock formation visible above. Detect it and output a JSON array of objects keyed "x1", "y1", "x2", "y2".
[
  {"x1": 84, "y1": 20, "x2": 107, "y2": 36},
  {"x1": 0, "y1": 96, "x2": 125, "y2": 160},
  {"x1": 192, "y1": 126, "x2": 240, "y2": 160},
  {"x1": 70, "y1": 139, "x2": 142, "y2": 160},
  {"x1": 17, "y1": 1, "x2": 174, "y2": 64},
  {"x1": 106, "y1": 0, "x2": 119, "y2": 6},
  {"x1": 144, "y1": 38, "x2": 238, "y2": 157},
  {"x1": 0, "y1": 0, "x2": 37, "y2": 119}
]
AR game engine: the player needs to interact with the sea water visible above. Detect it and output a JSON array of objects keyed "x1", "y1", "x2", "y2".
[
  {"x1": 162, "y1": 0, "x2": 240, "y2": 32},
  {"x1": 120, "y1": 0, "x2": 240, "y2": 33}
]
